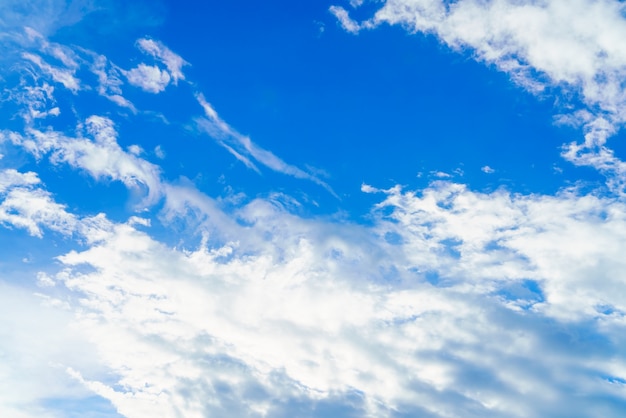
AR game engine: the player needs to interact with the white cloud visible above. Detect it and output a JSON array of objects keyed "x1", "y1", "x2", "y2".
[
  {"x1": 22, "y1": 52, "x2": 80, "y2": 93},
  {"x1": 125, "y1": 63, "x2": 171, "y2": 94},
  {"x1": 329, "y1": 6, "x2": 362, "y2": 34},
  {"x1": 154, "y1": 145, "x2": 165, "y2": 159},
  {"x1": 4, "y1": 116, "x2": 164, "y2": 208},
  {"x1": 136, "y1": 38, "x2": 187, "y2": 84},
  {"x1": 0, "y1": 169, "x2": 40, "y2": 193},
  {"x1": 4, "y1": 28, "x2": 136, "y2": 113},
  {"x1": 196, "y1": 94, "x2": 337, "y2": 196},
  {"x1": 431, "y1": 170, "x2": 451, "y2": 178},
  {"x1": 3, "y1": 80, "x2": 58, "y2": 124},
  {"x1": 0, "y1": 169, "x2": 76, "y2": 237},
  {"x1": 481, "y1": 165, "x2": 495, "y2": 174},
  {"x1": 27, "y1": 181, "x2": 626, "y2": 417}
]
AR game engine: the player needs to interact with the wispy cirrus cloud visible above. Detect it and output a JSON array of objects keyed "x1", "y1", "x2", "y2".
[
  {"x1": 196, "y1": 94, "x2": 337, "y2": 196},
  {"x1": 21, "y1": 51, "x2": 81, "y2": 93}
]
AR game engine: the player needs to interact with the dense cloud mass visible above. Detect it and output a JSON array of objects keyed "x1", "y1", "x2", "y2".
[{"x1": 2, "y1": 1, "x2": 626, "y2": 417}]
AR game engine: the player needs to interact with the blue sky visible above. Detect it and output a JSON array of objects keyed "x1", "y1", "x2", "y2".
[{"x1": 2, "y1": 0, "x2": 626, "y2": 417}]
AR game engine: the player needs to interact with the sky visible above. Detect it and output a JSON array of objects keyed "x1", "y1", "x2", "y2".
[{"x1": 2, "y1": 0, "x2": 626, "y2": 417}]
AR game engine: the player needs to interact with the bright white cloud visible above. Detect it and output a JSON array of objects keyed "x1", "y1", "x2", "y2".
[
  {"x1": 29, "y1": 181, "x2": 626, "y2": 417},
  {"x1": 0, "y1": 169, "x2": 40, "y2": 193},
  {"x1": 88, "y1": 52, "x2": 137, "y2": 111},
  {"x1": 136, "y1": 38, "x2": 187, "y2": 84},
  {"x1": 125, "y1": 63, "x2": 171, "y2": 94},
  {"x1": 0, "y1": 169, "x2": 76, "y2": 237},
  {"x1": 22, "y1": 51, "x2": 80, "y2": 93},
  {"x1": 3, "y1": 116, "x2": 164, "y2": 208}
]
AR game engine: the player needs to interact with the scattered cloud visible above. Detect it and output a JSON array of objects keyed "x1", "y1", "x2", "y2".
[
  {"x1": 431, "y1": 170, "x2": 451, "y2": 178},
  {"x1": 125, "y1": 63, "x2": 171, "y2": 94},
  {"x1": 154, "y1": 145, "x2": 165, "y2": 159},
  {"x1": 4, "y1": 116, "x2": 164, "y2": 208},
  {"x1": 87, "y1": 52, "x2": 137, "y2": 111},
  {"x1": 136, "y1": 38, "x2": 188, "y2": 84},
  {"x1": 329, "y1": 6, "x2": 362, "y2": 34},
  {"x1": 22, "y1": 51, "x2": 80, "y2": 93},
  {"x1": 0, "y1": 0, "x2": 98, "y2": 35},
  {"x1": 481, "y1": 165, "x2": 495, "y2": 174},
  {"x1": 0, "y1": 169, "x2": 76, "y2": 237}
]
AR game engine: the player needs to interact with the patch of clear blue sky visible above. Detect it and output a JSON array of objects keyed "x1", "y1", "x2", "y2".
[{"x1": 42, "y1": 0, "x2": 605, "y2": 223}]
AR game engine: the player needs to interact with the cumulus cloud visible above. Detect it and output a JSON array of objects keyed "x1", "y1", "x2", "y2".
[
  {"x1": 27, "y1": 181, "x2": 626, "y2": 417},
  {"x1": 125, "y1": 63, "x2": 171, "y2": 94}
]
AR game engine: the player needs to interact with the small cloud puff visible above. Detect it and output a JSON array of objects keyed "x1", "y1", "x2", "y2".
[
  {"x1": 125, "y1": 64, "x2": 171, "y2": 93},
  {"x1": 481, "y1": 165, "x2": 495, "y2": 174},
  {"x1": 154, "y1": 145, "x2": 166, "y2": 159},
  {"x1": 431, "y1": 170, "x2": 452, "y2": 178}
]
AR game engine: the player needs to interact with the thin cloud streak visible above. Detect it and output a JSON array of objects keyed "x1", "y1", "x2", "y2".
[{"x1": 195, "y1": 93, "x2": 338, "y2": 197}]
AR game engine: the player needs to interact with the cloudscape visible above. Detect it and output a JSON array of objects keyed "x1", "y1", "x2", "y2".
[{"x1": 2, "y1": 1, "x2": 626, "y2": 417}]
